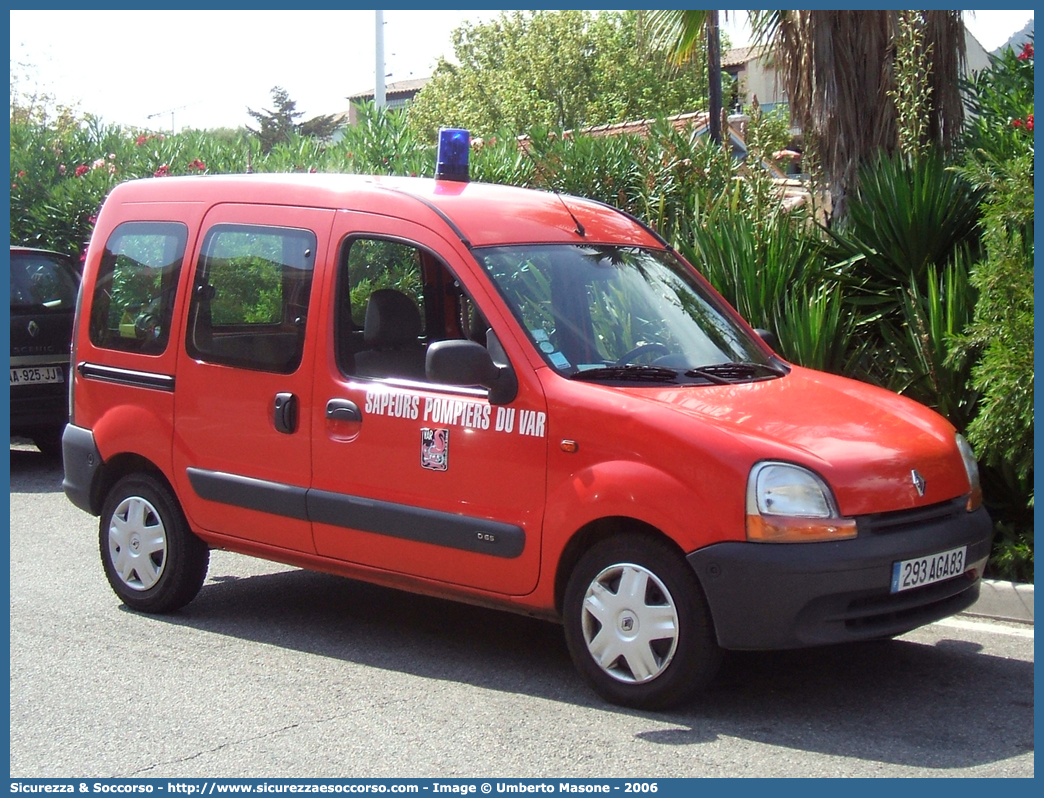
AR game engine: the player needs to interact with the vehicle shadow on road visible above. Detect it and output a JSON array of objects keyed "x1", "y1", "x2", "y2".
[
  {"x1": 9, "y1": 443, "x2": 65, "y2": 493},
  {"x1": 155, "y1": 564, "x2": 1033, "y2": 770}
]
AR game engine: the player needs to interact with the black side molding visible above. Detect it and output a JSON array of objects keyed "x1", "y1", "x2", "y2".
[
  {"x1": 187, "y1": 468, "x2": 309, "y2": 521},
  {"x1": 308, "y1": 488, "x2": 525, "y2": 558},
  {"x1": 186, "y1": 467, "x2": 525, "y2": 559}
]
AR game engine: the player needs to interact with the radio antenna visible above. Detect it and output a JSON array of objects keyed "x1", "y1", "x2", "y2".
[{"x1": 516, "y1": 133, "x2": 585, "y2": 238}]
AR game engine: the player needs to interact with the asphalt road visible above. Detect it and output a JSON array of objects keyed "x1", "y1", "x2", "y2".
[{"x1": 9, "y1": 444, "x2": 1035, "y2": 778}]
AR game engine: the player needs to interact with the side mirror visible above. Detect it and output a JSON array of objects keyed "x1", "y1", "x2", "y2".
[{"x1": 426, "y1": 338, "x2": 518, "y2": 405}]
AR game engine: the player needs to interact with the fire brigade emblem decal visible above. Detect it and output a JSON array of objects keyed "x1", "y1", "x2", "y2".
[
  {"x1": 421, "y1": 428, "x2": 449, "y2": 471},
  {"x1": 911, "y1": 469, "x2": 926, "y2": 497}
]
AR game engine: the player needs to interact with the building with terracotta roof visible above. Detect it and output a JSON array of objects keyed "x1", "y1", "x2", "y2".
[{"x1": 336, "y1": 78, "x2": 430, "y2": 127}]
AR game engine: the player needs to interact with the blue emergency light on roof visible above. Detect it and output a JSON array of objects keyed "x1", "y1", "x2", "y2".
[{"x1": 436, "y1": 128, "x2": 470, "y2": 182}]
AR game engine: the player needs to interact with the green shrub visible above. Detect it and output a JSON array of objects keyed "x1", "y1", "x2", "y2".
[{"x1": 955, "y1": 38, "x2": 1034, "y2": 581}]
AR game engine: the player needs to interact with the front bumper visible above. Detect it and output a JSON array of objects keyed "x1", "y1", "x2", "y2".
[{"x1": 688, "y1": 499, "x2": 993, "y2": 649}]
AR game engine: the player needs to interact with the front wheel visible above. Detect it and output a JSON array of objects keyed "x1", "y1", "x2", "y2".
[
  {"x1": 563, "y1": 535, "x2": 721, "y2": 710},
  {"x1": 99, "y1": 473, "x2": 209, "y2": 613}
]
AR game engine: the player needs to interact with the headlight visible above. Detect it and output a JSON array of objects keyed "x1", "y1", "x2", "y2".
[
  {"x1": 955, "y1": 434, "x2": 983, "y2": 512},
  {"x1": 745, "y1": 461, "x2": 856, "y2": 542}
]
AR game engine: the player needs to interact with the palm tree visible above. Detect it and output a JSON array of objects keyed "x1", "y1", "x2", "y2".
[
  {"x1": 645, "y1": 10, "x2": 723, "y2": 144},
  {"x1": 651, "y1": 10, "x2": 967, "y2": 220},
  {"x1": 750, "y1": 10, "x2": 966, "y2": 219}
]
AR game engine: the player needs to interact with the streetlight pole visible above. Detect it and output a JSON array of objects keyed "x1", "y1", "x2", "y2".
[{"x1": 375, "y1": 10, "x2": 386, "y2": 109}]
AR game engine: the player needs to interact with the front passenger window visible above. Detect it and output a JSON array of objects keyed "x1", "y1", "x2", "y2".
[{"x1": 336, "y1": 237, "x2": 483, "y2": 384}]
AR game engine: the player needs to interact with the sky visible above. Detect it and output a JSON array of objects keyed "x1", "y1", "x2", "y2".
[{"x1": 9, "y1": 9, "x2": 1035, "y2": 133}]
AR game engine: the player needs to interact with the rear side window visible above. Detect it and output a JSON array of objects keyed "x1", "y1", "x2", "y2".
[
  {"x1": 89, "y1": 222, "x2": 188, "y2": 354},
  {"x1": 186, "y1": 224, "x2": 316, "y2": 374},
  {"x1": 10, "y1": 251, "x2": 79, "y2": 312}
]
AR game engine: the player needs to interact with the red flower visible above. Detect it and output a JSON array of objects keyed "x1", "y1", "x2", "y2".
[
  {"x1": 1013, "y1": 118, "x2": 1023, "y2": 127},
  {"x1": 17, "y1": 170, "x2": 26, "y2": 178},
  {"x1": 1027, "y1": 115, "x2": 1035, "y2": 132},
  {"x1": 74, "y1": 164, "x2": 90, "y2": 177},
  {"x1": 1018, "y1": 42, "x2": 1034, "y2": 60},
  {"x1": 11, "y1": 183, "x2": 17, "y2": 190},
  {"x1": 154, "y1": 164, "x2": 170, "y2": 178},
  {"x1": 135, "y1": 134, "x2": 148, "y2": 146},
  {"x1": 188, "y1": 158, "x2": 206, "y2": 171}
]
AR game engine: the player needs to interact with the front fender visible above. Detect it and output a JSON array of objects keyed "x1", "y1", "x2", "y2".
[{"x1": 543, "y1": 458, "x2": 743, "y2": 559}]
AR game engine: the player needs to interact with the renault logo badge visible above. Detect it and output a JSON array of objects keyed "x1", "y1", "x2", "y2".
[
  {"x1": 27, "y1": 320, "x2": 40, "y2": 338},
  {"x1": 911, "y1": 470, "x2": 926, "y2": 497}
]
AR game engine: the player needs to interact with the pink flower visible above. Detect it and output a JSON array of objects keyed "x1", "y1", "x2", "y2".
[
  {"x1": 74, "y1": 165, "x2": 90, "y2": 177},
  {"x1": 92, "y1": 158, "x2": 106, "y2": 170},
  {"x1": 17, "y1": 170, "x2": 26, "y2": 178},
  {"x1": 58, "y1": 164, "x2": 66, "y2": 175}
]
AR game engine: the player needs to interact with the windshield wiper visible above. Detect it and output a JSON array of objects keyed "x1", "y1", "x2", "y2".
[
  {"x1": 685, "y1": 361, "x2": 787, "y2": 382},
  {"x1": 569, "y1": 365, "x2": 680, "y2": 383}
]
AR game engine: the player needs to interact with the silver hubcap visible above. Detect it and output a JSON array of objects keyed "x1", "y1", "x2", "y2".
[
  {"x1": 581, "y1": 563, "x2": 679, "y2": 684},
  {"x1": 108, "y1": 496, "x2": 167, "y2": 591}
]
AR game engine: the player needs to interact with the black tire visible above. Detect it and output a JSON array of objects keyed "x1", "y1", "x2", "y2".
[
  {"x1": 99, "y1": 473, "x2": 209, "y2": 613},
  {"x1": 29, "y1": 426, "x2": 64, "y2": 458},
  {"x1": 563, "y1": 535, "x2": 721, "y2": 710}
]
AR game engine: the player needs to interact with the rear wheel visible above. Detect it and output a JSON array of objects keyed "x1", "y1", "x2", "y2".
[
  {"x1": 563, "y1": 535, "x2": 721, "y2": 710},
  {"x1": 99, "y1": 473, "x2": 209, "y2": 613}
]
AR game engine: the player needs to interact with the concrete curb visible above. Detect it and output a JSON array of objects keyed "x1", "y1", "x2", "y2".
[{"x1": 962, "y1": 579, "x2": 1034, "y2": 624}]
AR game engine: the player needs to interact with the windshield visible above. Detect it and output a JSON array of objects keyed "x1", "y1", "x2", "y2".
[
  {"x1": 10, "y1": 251, "x2": 79, "y2": 312},
  {"x1": 475, "y1": 244, "x2": 779, "y2": 384}
]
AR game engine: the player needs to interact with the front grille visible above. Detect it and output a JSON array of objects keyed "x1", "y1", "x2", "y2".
[
  {"x1": 856, "y1": 497, "x2": 966, "y2": 536},
  {"x1": 843, "y1": 570, "x2": 978, "y2": 633}
]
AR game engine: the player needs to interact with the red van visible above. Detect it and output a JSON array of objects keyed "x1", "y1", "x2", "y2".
[{"x1": 63, "y1": 144, "x2": 992, "y2": 709}]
